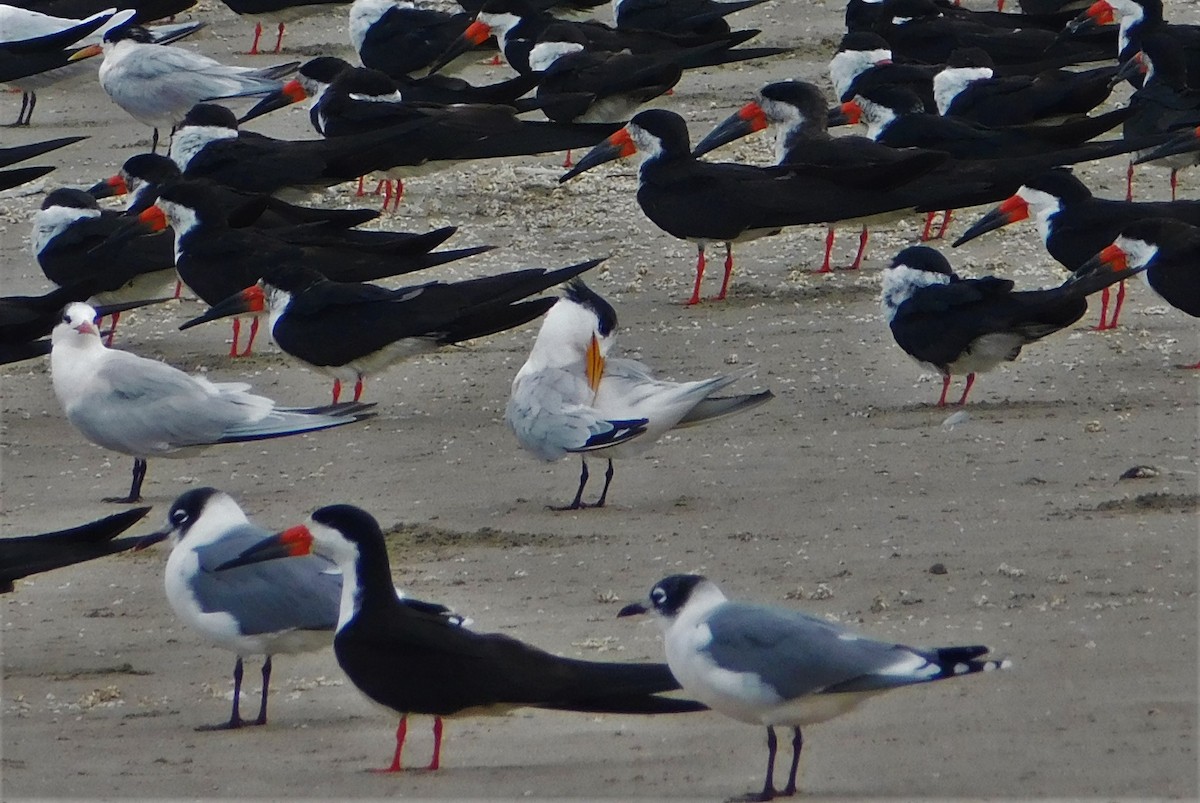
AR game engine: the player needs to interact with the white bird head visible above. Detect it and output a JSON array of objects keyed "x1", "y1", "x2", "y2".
[
  {"x1": 138, "y1": 487, "x2": 251, "y2": 551},
  {"x1": 521, "y1": 279, "x2": 617, "y2": 392},
  {"x1": 53, "y1": 302, "x2": 102, "y2": 344},
  {"x1": 618, "y1": 573, "x2": 727, "y2": 628}
]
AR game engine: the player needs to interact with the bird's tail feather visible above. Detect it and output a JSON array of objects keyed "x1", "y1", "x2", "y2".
[{"x1": 677, "y1": 389, "x2": 774, "y2": 427}]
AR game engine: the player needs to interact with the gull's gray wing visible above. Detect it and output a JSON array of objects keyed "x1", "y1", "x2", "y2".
[{"x1": 507, "y1": 365, "x2": 638, "y2": 460}]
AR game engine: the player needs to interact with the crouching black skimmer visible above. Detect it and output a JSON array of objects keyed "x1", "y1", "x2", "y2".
[
  {"x1": 123, "y1": 179, "x2": 492, "y2": 356},
  {"x1": 1065, "y1": 0, "x2": 1200, "y2": 87},
  {"x1": 51, "y1": 302, "x2": 376, "y2": 502},
  {"x1": 953, "y1": 168, "x2": 1200, "y2": 329},
  {"x1": 1080, "y1": 219, "x2": 1200, "y2": 367},
  {"x1": 214, "y1": 503, "x2": 706, "y2": 771},
  {"x1": 880, "y1": 245, "x2": 1144, "y2": 406},
  {"x1": 349, "y1": 0, "x2": 487, "y2": 78},
  {"x1": 181, "y1": 258, "x2": 604, "y2": 402},
  {"x1": 34, "y1": 188, "x2": 177, "y2": 342},
  {"x1": 429, "y1": 0, "x2": 790, "y2": 76},
  {"x1": 613, "y1": 0, "x2": 768, "y2": 35},
  {"x1": 0, "y1": 134, "x2": 85, "y2": 191},
  {"x1": 561, "y1": 109, "x2": 931, "y2": 304},
  {"x1": 0, "y1": 507, "x2": 151, "y2": 593}
]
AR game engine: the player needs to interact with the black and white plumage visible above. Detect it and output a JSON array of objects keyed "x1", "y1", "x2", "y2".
[
  {"x1": 0, "y1": 507, "x2": 151, "y2": 593},
  {"x1": 50, "y1": 302, "x2": 375, "y2": 502},
  {"x1": 619, "y1": 574, "x2": 1011, "y2": 801},
  {"x1": 880, "y1": 245, "x2": 1143, "y2": 405},
  {"x1": 0, "y1": 288, "x2": 164, "y2": 365},
  {"x1": 179, "y1": 258, "x2": 604, "y2": 403},
  {"x1": 214, "y1": 503, "x2": 706, "y2": 771},
  {"x1": 507, "y1": 279, "x2": 772, "y2": 508}
]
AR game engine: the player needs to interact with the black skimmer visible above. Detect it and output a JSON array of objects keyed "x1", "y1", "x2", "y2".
[
  {"x1": 508, "y1": 279, "x2": 772, "y2": 509},
  {"x1": 618, "y1": 574, "x2": 1010, "y2": 801},
  {"x1": 1079, "y1": 218, "x2": 1200, "y2": 367},
  {"x1": 50, "y1": 301, "x2": 376, "y2": 502},
  {"x1": 215, "y1": 503, "x2": 707, "y2": 771},
  {"x1": 0, "y1": 7, "x2": 202, "y2": 125},
  {"x1": 430, "y1": 0, "x2": 790, "y2": 76},
  {"x1": 215, "y1": 0, "x2": 347, "y2": 55},
  {"x1": 1114, "y1": 33, "x2": 1200, "y2": 200},
  {"x1": 70, "y1": 25, "x2": 299, "y2": 151},
  {"x1": 349, "y1": 0, "x2": 484, "y2": 77},
  {"x1": 0, "y1": 17, "x2": 110, "y2": 85},
  {"x1": 828, "y1": 31, "x2": 938, "y2": 112},
  {"x1": 0, "y1": 507, "x2": 151, "y2": 593},
  {"x1": 932, "y1": 47, "x2": 1117, "y2": 128},
  {"x1": 846, "y1": 0, "x2": 1083, "y2": 33},
  {"x1": 0, "y1": 134, "x2": 85, "y2": 190},
  {"x1": 0, "y1": 287, "x2": 166, "y2": 364},
  {"x1": 179, "y1": 257, "x2": 605, "y2": 403},
  {"x1": 13, "y1": 0, "x2": 196, "y2": 24},
  {"x1": 1066, "y1": 0, "x2": 1200, "y2": 87},
  {"x1": 613, "y1": 0, "x2": 767, "y2": 35},
  {"x1": 880, "y1": 245, "x2": 1143, "y2": 405},
  {"x1": 33, "y1": 188, "x2": 178, "y2": 334},
  {"x1": 953, "y1": 168, "x2": 1200, "y2": 329}
]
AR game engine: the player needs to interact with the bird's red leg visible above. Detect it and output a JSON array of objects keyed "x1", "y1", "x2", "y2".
[
  {"x1": 1094, "y1": 286, "x2": 1112, "y2": 331},
  {"x1": 933, "y1": 209, "x2": 954, "y2": 239},
  {"x1": 1108, "y1": 280, "x2": 1126, "y2": 328},
  {"x1": 229, "y1": 318, "x2": 242, "y2": 358},
  {"x1": 848, "y1": 226, "x2": 869, "y2": 270},
  {"x1": 331, "y1": 379, "x2": 342, "y2": 404},
  {"x1": 920, "y1": 212, "x2": 937, "y2": 242},
  {"x1": 173, "y1": 280, "x2": 183, "y2": 299},
  {"x1": 817, "y1": 227, "x2": 835, "y2": 273},
  {"x1": 377, "y1": 180, "x2": 392, "y2": 211},
  {"x1": 562, "y1": 148, "x2": 573, "y2": 169},
  {"x1": 714, "y1": 243, "x2": 733, "y2": 300},
  {"x1": 239, "y1": 317, "x2": 260, "y2": 357},
  {"x1": 489, "y1": 55, "x2": 502, "y2": 65},
  {"x1": 1170, "y1": 169, "x2": 1178, "y2": 201},
  {"x1": 353, "y1": 376, "x2": 364, "y2": 402},
  {"x1": 273, "y1": 22, "x2": 285, "y2": 53},
  {"x1": 390, "y1": 179, "x2": 405, "y2": 212},
  {"x1": 1179, "y1": 360, "x2": 1200, "y2": 370},
  {"x1": 370, "y1": 716, "x2": 407, "y2": 773},
  {"x1": 996, "y1": 0, "x2": 1005, "y2": 9},
  {"x1": 937, "y1": 375, "x2": 951, "y2": 407},
  {"x1": 248, "y1": 22, "x2": 262, "y2": 55},
  {"x1": 686, "y1": 245, "x2": 706, "y2": 306},
  {"x1": 427, "y1": 716, "x2": 443, "y2": 771},
  {"x1": 1125, "y1": 162, "x2": 1134, "y2": 202},
  {"x1": 956, "y1": 372, "x2": 976, "y2": 405},
  {"x1": 104, "y1": 311, "x2": 120, "y2": 347},
  {"x1": 356, "y1": 175, "x2": 366, "y2": 196}
]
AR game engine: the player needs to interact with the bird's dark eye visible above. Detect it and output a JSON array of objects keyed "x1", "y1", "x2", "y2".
[
  {"x1": 650, "y1": 587, "x2": 667, "y2": 606},
  {"x1": 170, "y1": 509, "x2": 189, "y2": 526},
  {"x1": 62, "y1": 314, "x2": 70, "y2": 323}
]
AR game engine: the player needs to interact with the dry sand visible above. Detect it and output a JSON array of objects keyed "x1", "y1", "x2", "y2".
[{"x1": 1, "y1": 0, "x2": 1196, "y2": 799}]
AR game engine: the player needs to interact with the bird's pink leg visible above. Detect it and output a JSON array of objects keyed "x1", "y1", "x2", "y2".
[
  {"x1": 356, "y1": 175, "x2": 366, "y2": 196},
  {"x1": 920, "y1": 212, "x2": 937, "y2": 242},
  {"x1": 370, "y1": 716, "x2": 407, "y2": 773},
  {"x1": 937, "y1": 375, "x2": 951, "y2": 407},
  {"x1": 1179, "y1": 360, "x2": 1200, "y2": 370},
  {"x1": 173, "y1": 280, "x2": 183, "y2": 299},
  {"x1": 1093, "y1": 286, "x2": 1112, "y2": 331},
  {"x1": 427, "y1": 716, "x2": 443, "y2": 771},
  {"x1": 229, "y1": 318, "x2": 242, "y2": 358},
  {"x1": 1171, "y1": 169, "x2": 1178, "y2": 201},
  {"x1": 714, "y1": 243, "x2": 734, "y2": 300},
  {"x1": 1107, "y1": 280, "x2": 1127, "y2": 329},
  {"x1": 686, "y1": 246, "x2": 706, "y2": 306},
  {"x1": 956, "y1": 372, "x2": 976, "y2": 405},
  {"x1": 248, "y1": 22, "x2": 263, "y2": 55},
  {"x1": 331, "y1": 379, "x2": 342, "y2": 404},
  {"x1": 562, "y1": 148, "x2": 573, "y2": 169},
  {"x1": 273, "y1": 22, "x2": 285, "y2": 53},
  {"x1": 104, "y1": 311, "x2": 120, "y2": 347},
  {"x1": 1126, "y1": 162, "x2": 1135, "y2": 202},
  {"x1": 934, "y1": 209, "x2": 954, "y2": 239},
  {"x1": 817, "y1": 227, "x2": 835, "y2": 273},
  {"x1": 848, "y1": 226, "x2": 869, "y2": 270},
  {"x1": 390, "y1": 179, "x2": 405, "y2": 212},
  {"x1": 353, "y1": 376, "x2": 364, "y2": 402},
  {"x1": 239, "y1": 317, "x2": 260, "y2": 357}
]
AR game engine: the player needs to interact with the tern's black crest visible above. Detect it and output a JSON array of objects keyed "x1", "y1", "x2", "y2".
[
  {"x1": 890, "y1": 245, "x2": 956, "y2": 277},
  {"x1": 122, "y1": 153, "x2": 182, "y2": 185},
  {"x1": 104, "y1": 25, "x2": 154, "y2": 44},
  {"x1": 180, "y1": 104, "x2": 240, "y2": 131},
  {"x1": 299, "y1": 56, "x2": 353, "y2": 85},
  {"x1": 1022, "y1": 168, "x2": 1091, "y2": 204},
  {"x1": 564, "y1": 278, "x2": 617, "y2": 336},
  {"x1": 42, "y1": 187, "x2": 98, "y2": 211},
  {"x1": 165, "y1": 487, "x2": 223, "y2": 537},
  {"x1": 648, "y1": 574, "x2": 706, "y2": 617}
]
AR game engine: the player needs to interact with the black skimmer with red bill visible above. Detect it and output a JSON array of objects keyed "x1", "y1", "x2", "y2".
[
  {"x1": 828, "y1": 31, "x2": 939, "y2": 112},
  {"x1": 619, "y1": 574, "x2": 1010, "y2": 801},
  {"x1": 880, "y1": 245, "x2": 1144, "y2": 406},
  {"x1": 51, "y1": 301, "x2": 376, "y2": 502},
  {"x1": 0, "y1": 507, "x2": 151, "y2": 593},
  {"x1": 507, "y1": 279, "x2": 772, "y2": 509},
  {"x1": 1079, "y1": 218, "x2": 1200, "y2": 367},
  {"x1": 215, "y1": 0, "x2": 347, "y2": 55},
  {"x1": 1113, "y1": 33, "x2": 1200, "y2": 200},
  {"x1": 70, "y1": 25, "x2": 299, "y2": 151},
  {"x1": 349, "y1": 0, "x2": 487, "y2": 77},
  {"x1": 180, "y1": 258, "x2": 604, "y2": 403},
  {"x1": 1065, "y1": 0, "x2": 1200, "y2": 87},
  {"x1": 561, "y1": 108, "x2": 947, "y2": 303},
  {"x1": 33, "y1": 187, "x2": 177, "y2": 342},
  {"x1": 124, "y1": 179, "x2": 493, "y2": 355},
  {"x1": 0, "y1": 134, "x2": 85, "y2": 190},
  {"x1": 0, "y1": 288, "x2": 166, "y2": 365},
  {"x1": 953, "y1": 168, "x2": 1200, "y2": 329},
  {"x1": 214, "y1": 503, "x2": 706, "y2": 771},
  {"x1": 613, "y1": 0, "x2": 768, "y2": 35},
  {"x1": 429, "y1": 0, "x2": 790, "y2": 76}
]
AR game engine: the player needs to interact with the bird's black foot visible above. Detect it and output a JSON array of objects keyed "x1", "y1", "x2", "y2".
[
  {"x1": 727, "y1": 790, "x2": 775, "y2": 802},
  {"x1": 102, "y1": 494, "x2": 143, "y2": 504},
  {"x1": 194, "y1": 717, "x2": 263, "y2": 732}
]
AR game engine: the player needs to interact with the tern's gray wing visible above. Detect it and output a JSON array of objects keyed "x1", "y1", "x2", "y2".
[
  {"x1": 507, "y1": 365, "x2": 642, "y2": 460},
  {"x1": 65, "y1": 351, "x2": 265, "y2": 455},
  {"x1": 191, "y1": 526, "x2": 339, "y2": 635},
  {"x1": 702, "y1": 602, "x2": 937, "y2": 701}
]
